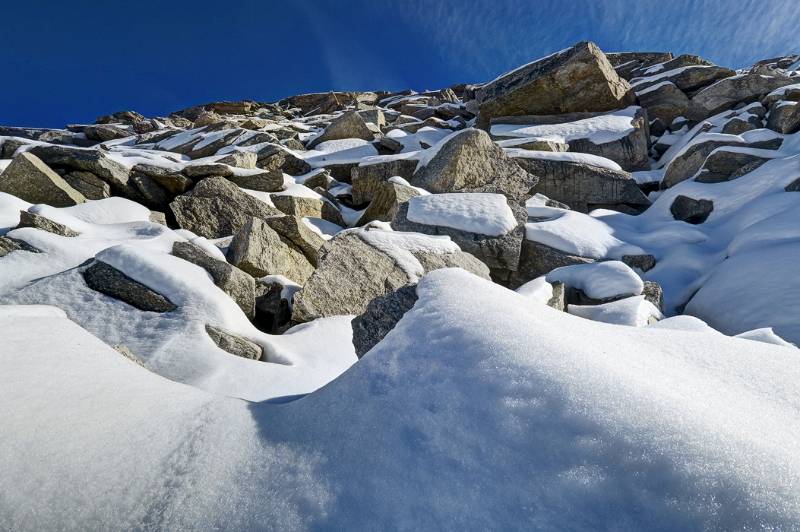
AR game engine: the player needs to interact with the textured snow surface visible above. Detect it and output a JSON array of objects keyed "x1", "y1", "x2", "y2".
[
  {"x1": 491, "y1": 106, "x2": 640, "y2": 145},
  {"x1": 2, "y1": 269, "x2": 800, "y2": 530},
  {"x1": 504, "y1": 148, "x2": 623, "y2": 171},
  {"x1": 546, "y1": 261, "x2": 644, "y2": 300},
  {"x1": 406, "y1": 193, "x2": 517, "y2": 236}
]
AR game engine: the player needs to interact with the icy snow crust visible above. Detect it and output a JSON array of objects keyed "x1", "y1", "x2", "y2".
[
  {"x1": 2, "y1": 270, "x2": 800, "y2": 529},
  {"x1": 406, "y1": 192, "x2": 517, "y2": 236}
]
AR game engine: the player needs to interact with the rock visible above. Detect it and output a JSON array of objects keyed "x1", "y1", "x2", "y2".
[
  {"x1": 411, "y1": 129, "x2": 537, "y2": 201},
  {"x1": 475, "y1": 41, "x2": 635, "y2": 129},
  {"x1": 301, "y1": 170, "x2": 335, "y2": 191},
  {"x1": 499, "y1": 138, "x2": 569, "y2": 152},
  {"x1": 182, "y1": 163, "x2": 235, "y2": 179},
  {"x1": 271, "y1": 194, "x2": 344, "y2": 226},
  {"x1": 185, "y1": 129, "x2": 244, "y2": 160},
  {"x1": 83, "y1": 260, "x2": 177, "y2": 312},
  {"x1": 350, "y1": 158, "x2": 420, "y2": 204},
  {"x1": 508, "y1": 240, "x2": 594, "y2": 288},
  {"x1": 631, "y1": 64, "x2": 734, "y2": 93},
  {"x1": 695, "y1": 149, "x2": 771, "y2": 183},
  {"x1": 253, "y1": 281, "x2": 295, "y2": 334},
  {"x1": 131, "y1": 164, "x2": 193, "y2": 196},
  {"x1": 0, "y1": 236, "x2": 39, "y2": 257},
  {"x1": 215, "y1": 151, "x2": 258, "y2": 169},
  {"x1": 358, "y1": 179, "x2": 421, "y2": 224},
  {"x1": 263, "y1": 215, "x2": 327, "y2": 265},
  {"x1": 0, "y1": 152, "x2": 86, "y2": 207},
  {"x1": 636, "y1": 81, "x2": 691, "y2": 125},
  {"x1": 204, "y1": 325, "x2": 262, "y2": 360},
  {"x1": 547, "y1": 281, "x2": 566, "y2": 311},
  {"x1": 226, "y1": 169, "x2": 285, "y2": 192},
  {"x1": 169, "y1": 177, "x2": 282, "y2": 238},
  {"x1": 227, "y1": 217, "x2": 315, "y2": 284},
  {"x1": 377, "y1": 136, "x2": 404, "y2": 154},
  {"x1": 621, "y1": 254, "x2": 656, "y2": 273},
  {"x1": 689, "y1": 74, "x2": 798, "y2": 120},
  {"x1": 17, "y1": 210, "x2": 79, "y2": 237},
  {"x1": 766, "y1": 102, "x2": 800, "y2": 134},
  {"x1": 785, "y1": 177, "x2": 800, "y2": 192},
  {"x1": 149, "y1": 211, "x2": 167, "y2": 225},
  {"x1": 391, "y1": 197, "x2": 523, "y2": 274},
  {"x1": 606, "y1": 51, "x2": 673, "y2": 80},
  {"x1": 670, "y1": 195, "x2": 713, "y2": 224},
  {"x1": 113, "y1": 344, "x2": 146, "y2": 367},
  {"x1": 291, "y1": 229, "x2": 490, "y2": 322},
  {"x1": 253, "y1": 144, "x2": 312, "y2": 175},
  {"x1": 278, "y1": 92, "x2": 379, "y2": 115},
  {"x1": 193, "y1": 111, "x2": 224, "y2": 127},
  {"x1": 129, "y1": 173, "x2": 170, "y2": 209},
  {"x1": 512, "y1": 154, "x2": 650, "y2": 213},
  {"x1": 307, "y1": 111, "x2": 374, "y2": 149},
  {"x1": 27, "y1": 144, "x2": 131, "y2": 193},
  {"x1": 351, "y1": 284, "x2": 418, "y2": 358},
  {"x1": 643, "y1": 281, "x2": 664, "y2": 311},
  {"x1": 96, "y1": 110, "x2": 146, "y2": 125},
  {"x1": 720, "y1": 116, "x2": 758, "y2": 135},
  {"x1": 63, "y1": 171, "x2": 111, "y2": 200},
  {"x1": 171, "y1": 241, "x2": 256, "y2": 318},
  {"x1": 84, "y1": 124, "x2": 132, "y2": 142}
]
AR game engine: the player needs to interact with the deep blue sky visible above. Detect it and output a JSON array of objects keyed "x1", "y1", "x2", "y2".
[{"x1": 2, "y1": 0, "x2": 798, "y2": 127}]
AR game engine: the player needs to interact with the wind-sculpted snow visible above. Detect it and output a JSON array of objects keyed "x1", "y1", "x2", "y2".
[{"x1": 2, "y1": 269, "x2": 800, "y2": 529}]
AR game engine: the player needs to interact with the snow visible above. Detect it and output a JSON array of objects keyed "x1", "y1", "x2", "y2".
[
  {"x1": 505, "y1": 148, "x2": 623, "y2": 171},
  {"x1": 406, "y1": 193, "x2": 517, "y2": 236},
  {"x1": 735, "y1": 327, "x2": 796, "y2": 347},
  {"x1": 490, "y1": 106, "x2": 640, "y2": 145},
  {"x1": 630, "y1": 65, "x2": 713, "y2": 88},
  {"x1": 515, "y1": 276, "x2": 554, "y2": 305},
  {"x1": 414, "y1": 128, "x2": 469, "y2": 172},
  {"x1": 633, "y1": 80, "x2": 675, "y2": 96},
  {"x1": 569, "y1": 295, "x2": 663, "y2": 326},
  {"x1": 546, "y1": 261, "x2": 644, "y2": 300},
  {"x1": 2, "y1": 269, "x2": 800, "y2": 529},
  {"x1": 302, "y1": 217, "x2": 342, "y2": 240}
]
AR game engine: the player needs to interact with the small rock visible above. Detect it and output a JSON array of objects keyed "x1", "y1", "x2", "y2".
[
  {"x1": 17, "y1": 210, "x2": 79, "y2": 237},
  {"x1": 0, "y1": 152, "x2": 86, "y2": 207},
  {"x1": 670, "y1": 195, "x2": 714, "y2": 224},
  {"x1": 205, "y1": 324, "x2": 263, "y2": 360},
  {"x1": 83, "y1": 260, "x2": 177, "y2": 312}
]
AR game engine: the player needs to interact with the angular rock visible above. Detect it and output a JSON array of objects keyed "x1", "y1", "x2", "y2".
[
  {"x1": 263, "y1": 215, "x2": 327, "y2": 265},
  {"x1": 27, "y1": 144, "x2": 131, "y2": 193},
  {"x1": 351, "y1": 284, "x2": 418, "y2": 358},
  {"x1": 205, "y1": 324, "x2": 262, "y2": 360},
  {"x1": 169, "y1": 177, "x2": 282, "y2": 238},
  {"x1": 253, "y1": 144, "x2": 312, "y2": 175},
  {"x1": 358, "y1": 180, "x2": 421, "y2": 224},
  {"x1": 631, "y1": 64, "x2": 734, "y2": 93},
  {"x1": 695, "y1": 149, "x2": 771, "y2": 183},
  {"x1": 476, "y1": 41, "x2": 635, "y2": 129},
  {"x1": 606, "y1": 51, "x2": 673, "y2": 80},
  {"x1": 0, "y1": 152, "x2": 86, "y2": 207},
  {"x1": 0, "y1": 236, "x2": 39, "y2": 257},
  {"x1": 621, "y1": 254, "x2": 656, "y2": 273},
  {"x1": 636, "y1": 81, "x2": 691, "y2": 125},
  {"x1": 172, "y1": 241, "x2": 256, "y2": 318},
  {"x1": 670, "y1": 195, "x2": 713, "y2": 224},
  {"x1": 278, "y1": 92, "x2": 379, "y2": 115},
  {"x1": 643, "y1": 280, "x2": 664, "y2": 311},
  {"x1": 689, "y1": 74, "x2": 797, "y2": 120},
  {"x1": 351, "y1": 158, "x2": 420, "y2": 204},
  {"x1": 271, "y1": 194, "x2": 344, "y2": 226},
  {"x1": 307, "y1": 111, "x2": 374, "y2": 149},
  {"x1": 131, "y1": 164, "x2": 193, "y2": 196},
  {"x1": 63, "y1": 171, "x2": 111, "y2": 200},
  {"x1": 508, "y1": 240, "x2": 594, "y2": 288},
  {"x1": 83, "y1": 260, "x2": 177, "y2": 312},
  {"x1": 226, "y1": 169, "x2": 285, "y2": 192},
  {"x1": 17, "y1": 210, "x2": 79, "y2": 237},
  {"x1": 227, "y1": 217, "x2": 315, "y2": 284},
  {"x1": 291, "y1": 229, "x2": 490, "y2": 322},
  {"x1": 766, "y1": 102, "x2": 800, "y2": 134}
]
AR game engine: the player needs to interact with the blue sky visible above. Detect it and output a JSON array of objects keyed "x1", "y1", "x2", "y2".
[{"x1": 1, "y1": 0, "x2": 798, "y2": 127}]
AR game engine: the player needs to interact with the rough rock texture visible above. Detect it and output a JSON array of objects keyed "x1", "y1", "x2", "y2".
[
  {"x1": 226, "y1": 169, "x2": 284, "y2": 192},
  {"x1": 171, "y1": 241, "x2": 256, "y2": 318},
  {"x1": 766, "y1": 102, "x2": 800, "y2": 134},
  {"x1": 254, "y1": 144, "x2": 312, "y2": 175},
  {"x1": 351, "y1": 284, "x2": 418, "y2": 358},
  {"x1": 270, "y1": 194, "x2": 345, "y2": 226},
  {"x1": 292, "y1": 230, "x2": 490, "y2": 322},
  {"x1": 636, "y1": 82, "x2": 691, "y2": 125},
  {"x1": 509, "y1": 240, "x2": 595, "y2": 288},
  {"x1": 227, "y1": 217, "x2": 315, "y2": 284},
  {"x1": 307, "y1": 111, "x2": 375, "y2": 148},
  {"x1": 607, "y1": 51, "x2": 673, "y2": 80},
  {"x1": 621, "y1": 254, "x2": 657, "y2": 273},
  {"x1": 27, "y1": 144, "x2": 131, "y2": 193},
  {"x1": 411, "y1": 129, "x2": 537, "y2": 201},
  {"x1": 204, "y1": 324, "x2": 262, "y2": 360},
  {"x1": 0, "y1": 236, "x2": 39, "y2": 257},
  {"x1": 476, "y1": 41, "x2": 635, "y2": 129},
  {"x1": 631, "y1": 64, "x2": 734, "y2": 93},
  {"x1": 350, "y1": 158, "x2": 420, "y2": 204},
  {"x1": 358, "y1": 180, "x2": 421, "y2": 224},
  {"x1": 63, "y1": 171, "x2": 111, "y2": 200},
  {"x1": 0, "y1": 152, "x2": 86, "y2": 207},
  {"x1": 263, "y1": 215, "x2": 327, "y2": 266},
  {"x1": 670, "y1": 195, "x2": 714, "y2": 224},
  {"x1": 695, "y1": 149, "x2": 771, "y2": 183},
  {"x1": 83, "y1": 260, "x2": 177, "y2": 312},
  {"x1": 17, "y1": 210, "x2": 79, "y2": 237},
  {"x1": 643, "y1": 280, "x2": 664, "y2": 311},
  {"x1": 278, "y1": 91, "x2": 379, "y2": 115},
  {"x1": 688, "y1": 74, "x2": 798, "y2": 120},
  {"x1": 513, "y1": 155, "x2": 650, "y2": 213},
  {"x1": 169, "y1": 176, "x2": 282, "y2": 238}
]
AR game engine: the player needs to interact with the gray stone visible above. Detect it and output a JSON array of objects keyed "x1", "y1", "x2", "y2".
[
  {"x1": 264, "y1": 215, "x2": 327, "y2": 266},
  {"x1": 0, "y1": 236, "x2": 39, "y2": 257},
  {"x1": 113, "y1": 344, "x2": 146, "y2": 367},
  {"x1": 172, "y1": 241, "x2": 256, "y2": 318},
  {"x1": 643, "y1": 281, "x2": 664, "y2": 311},
  {"x1": 131, "y1": 164, "x2": 193, "y2": 196},
  {"x1": 606, "y1": 51, "x2": 673, "y2": 79},
  {"x1": 351, "y1": 284, "x2": 418, "y2": 358},
  {"x1": 621, "y1": 254, "x2": 656, "y2": 273},
  {"x1": 253, "y1": 144, "x2": 312, "y2": 175},
  {"x1": 149, "y1": 211, "x2": 167, "y2": 225},
  {"x1": 358, "y1": 180, "x2": 421, "y2": 225},
  {"x1": 27, "y1": 144, "x2": 131, "y2": 193},
  {"x1": 766, "y1": 102, "x2": 800, "y2": 134},
  {"x1": 169, "y1": 177, "x2": 282, "y2": 238},
  {"x1": 83, "y1": 260, "x2": 177, "y2": 312},
  {"x1": 0, "y1": 152, "x2": 86, "y2": 207},
  {"x1": 226, "y1": 169, "x2": 285, "y2": 192},
  {"x1": 636, "y1": 81, "x2": 690, "y2": 125},
  {"x1": 508, "y1": 239, "x2": 594, "y2": 288},
  {"x1": 17, "y1": 210, "x2": 79, "y2": 237},
  {"x1": 271, "y1": 194, "x2": 344, "y2": 226},
  {"x1": 227, "y1": 217, "x2": 315, "y2": 284},
  {"x1": 670, "y1": 195, "x2": 713, "y2": 224},
  {"x1": 476, "y1": 41, "x2": 635, "y2": 129},
  {"x1": 350, "y1": 158, "x2": 420, "y2": 204},
  {"x1": 63, "y1": 171, "x2": 111, "y2": 200},
  {"x1": 695, "y1": 149, "x2": 771, "y2": 183},
  {"x1": 785, "y1": 177, "x2": 800, "y2": 192},
  {"x1": 292, "y1": 230, "x2": 490, "y2": 322},
  {"x1": 307, "y1": 111, "x2": 375, "y2": 149},
  {"x1": 205, "y1": 324, "x2": 262, "y2": 360},
  {"x1": 547, "y1": 281, "x2": 566, "y2": 311},
  {"x1": 689, "y1": 74, "x2": 798, "y2": 120},
  {"x1": 631, "y1": 64, "x2": 734, "y2": 93}
]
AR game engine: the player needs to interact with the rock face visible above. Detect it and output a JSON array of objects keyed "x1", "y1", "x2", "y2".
[
  {"x1": 636, "y1": 82, "x2": 691, "y2": 125},
  {"x1": 513, "y1": 155, "x2": 650, "y2": 213},
  {"x1": 291, "y1": 229, "x2": 490, "y2": 322},
  {"x1": 411, "y1": 129, "x2": 538, "y2": 201},
  {"x1": 169, "y1": 177, "x2": 282, "y2": 238},
  {"x1": 351, "y1": 158, "x2": 420, "y2": 204},
  {"x1": 307, "y1": 111, "x2": 374, "y2": 148},
  {"x1": 227, "y1": 217, "x2": 315, "y2": 284},
  {"x1": 358, "y1": 180, "x2": 421, "y2": 224},
  {"x1": 694, "y1": 149, "x2": 771, "y2": 183},
  {"x1": 351, "y1": 284, "x2": 418, "y2": 358},
  {"x1": 688, "y1": 74, "x2": 797, "y2": 120},
  {"x1": 766, "y1": 102, "x2": 800, "y2": 134},
  {"x1": 670, "y1": 195, "x2": 714, "y2": 224},
  {"x1": 83, "y1": 260, "x2": 177, "y2": 312},
  {"x1": 476, "y1": 41, "x2": 635, "y2": 129},
  {"x1": 263, "y1": 215, "x2": 327, "y2": 265},
  {"x1": 171, "y1": 241, "x2": 256, "y2": 318},
  {"x1": 204, "y1": 325, "x2": 263, "y2": 360},
  {"x1": 0, "y1": 152, "x2": 86, "y2": 207},
  {"x1": 27, "y1": 144, "x2": 131, "y2": 193}
]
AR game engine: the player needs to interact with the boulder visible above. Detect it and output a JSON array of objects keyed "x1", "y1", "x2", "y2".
[
  {"x1": 227, "y1": 217, "x2": 315, "y2": 284},
  {"x1": 291, "y1": 228, "x2": 490, "y2": 322},
  {"x1": 253, "y1": 144, "x2": 312, "y2": 175},
  {"x1": 263, "y1": 215, "x2": 327, "y2": 265},
  {"x1": 508, "y1": 239, "x2": 595, "y2": 288},
  {"x1": 226, "y1": 169, "x2": 285, "y2": 192},
  {"x1": 27, "y1": 144, "x2": 131, "y2": 193},
  {"x1": 411, "y1": 129, "x2": 537, "y2": 201},
  {"x1": 270, "y1": 194, "x2": 344, "y2": 226},
  {"x1": 606, "y1": 51, "x2": 673, "y2": 80},
  {"x1": 766, "y1": 102, "x2": 800, "y2": 134},
  {"x1": 630, "y1": 64, "x2": 734, "y2": 93},
  {"x1": 307, "y1": 111, "x2": 374, "y2": 149},
  {"x1": 350, "y1": 157, "x2": 420, "y2": 204},
  {"x1": 0, "y1": 152, "x2": 86, "y2": 207},
  {"x1": 17, "y1": 210, "x2": 79, "y2": 237},
  {"x1": 171, "y1": 241, "x2": 256, "y2": 318},
  {"x1": 695, "y1": 149, "x2": 771, "y2": 183},
  {"x1": 512, "y1": 154, "x2": 650, "y2": 213},
  {"x1": 63, "y1": 171, "x2": 111, "y2": 200},
  {"x1": 351, "y1": 284, "x2": 418, "y2": 358},
  {"x1": 0, "y1": 236, "x2": 39, "y2": 257},
  {"x1": 643, "y1": 281, "x2": 664, "y2": 311},
  {"x1": 169, "y1": 177, "x2": 282, "y2": 238},
  {"x1": 83, "y1": 260, "x2": 177, "y2": 312},
  {"x1": 476, "y1": 41, "x2": 635, "y2": 129},
  {"x1": 83, "y1": 124, "x2": 132, "y2": 142},
  {"x1": 670, "y1": 195, "x2": 713, "y2": 224},
  {"x1": 636, "y1": 82, "x2": 691, "y2": 125},
  {"x1": 689, "y1": 74, "x2": 798, "y2": 120},
  {"x1": 204, "y1": 325, "x2": 262, "y2": 360},
  {"x1": 278, "y1": 92, "x2": 379, "y2": 115},
  {"x1": 621, "y1": 254, "x2": 657, "y2": 273},
  {"x1": 216, "y1": 151, "x2": 258, "y2": 169},
  {"x1": 358, "y1": 179, "x2": 421, "y2": 225},
  {"x1": 131, "y1": 164, "x2": 192, "y2": 196}
]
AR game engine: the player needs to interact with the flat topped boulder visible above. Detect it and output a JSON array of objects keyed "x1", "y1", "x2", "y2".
[
  {"x1": 689, "y1": 73, "x2": 798, "y2": 120},
  {"x1": 307, "y1": 111, "x2": 374, "y2": 149},
  {"x1": 291, "y1": 227, "x2": 490, "y2": 322},
  {"x1": 0, "y1": 152, "x2": 86, "y2": 207},
  {"x1": 476, "y1": 41, "x2": 635, "y2": 129}
]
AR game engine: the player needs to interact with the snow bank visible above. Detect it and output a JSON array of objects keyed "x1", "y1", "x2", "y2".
[
  {"x1": 406, "y1": 193, "x2": 517, "y2": 236},
  {"x1": 546, "y1": 261, "x2": 644, "y2": 300},
  {"x1": 491, "y1": 106, "x2": 640, "y2": 145}
]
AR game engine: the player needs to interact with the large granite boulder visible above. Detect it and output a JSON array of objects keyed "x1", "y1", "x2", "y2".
[
  {"x1": 277, "y1": 91, "x2": 379, "y2": 115},
  {"x1": 475, "y1": 41, "x2": 635, "y2": 129},
  {"x1": 766, "y1": 102, "x2": 800, "y2": 134},
  {"x1": 350, "y1": 157, "x2": 420, "y2": 204},
  {"x1": 291, "y1": 227, "x2": 490, "y2": 322},
  {"x1": 688, "y1": 74, "x2": 798, "y2": 120},
  {"x1": 27, "y1": 144, "x2": 131, "y2": 193},
  {"x1": 351, "y1": 284, "x2": 418, "y2": 358},
  {"x1": 670, "y1": 195, "x2": 714, "y2": 224},
  {"x1": 16, "y1": 210, "x2": 79, "y2": 237},
  {"x1": 636, "y1": 81, "x2": 691, "y2": 125},
  {"x1": 694, "y1": 148, "x2": 772, "y2": 183},
  {"x1": 307, "y1": 111, "x2": 374, "y2": 149},
  {"x1": 358, "y1": 179, "x2": 421, "y2": 224},
  {"x1": 0, "y1": 152, "x2": 86, "y2": 207},
  {"x1": 509, "y1": 240, "x2": 595, "y2": 289},
  {"x1": 83, "y1": 260, "x2": 177, "y2": 312},
  {"x1": 169, "y1": 177, "x2": 282, "y2": 238},
  {"x1": 227, "y1": 217, "x2": 315, "y2": 284},
  {"x1": 630, "y1": 64, "x2": 734, "y2": 93},
  {"x1": 204, "y1": 325, "x2": 263, "y2": 360}
]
